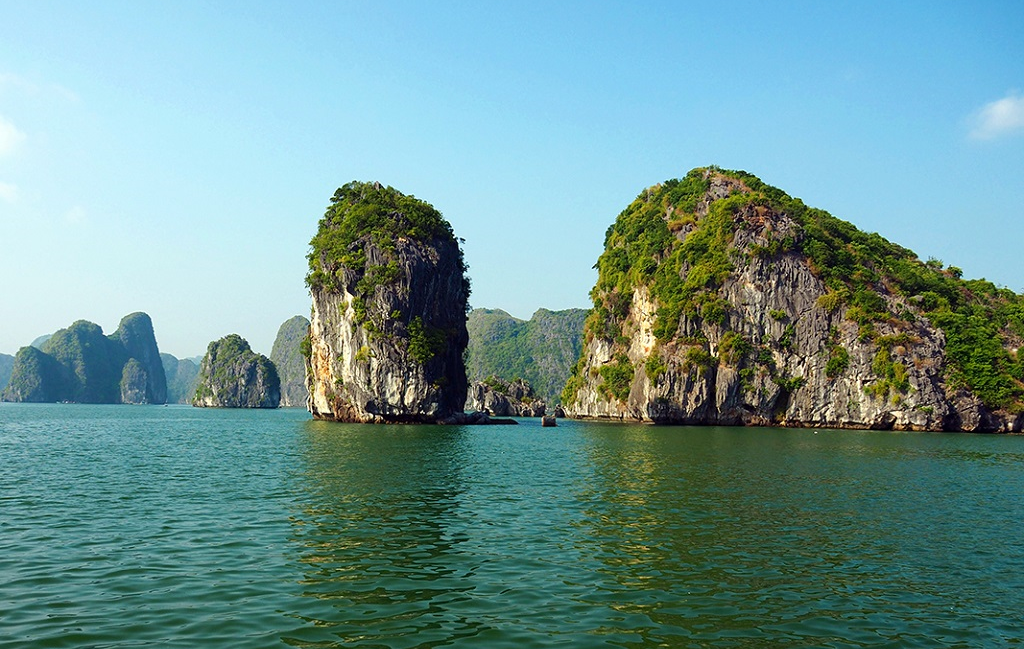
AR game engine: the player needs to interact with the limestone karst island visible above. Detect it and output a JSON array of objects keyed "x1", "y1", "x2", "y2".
[
  {"x1": 2, "y1": 167, "x2": 1023, "y2": 433},
  {"x1": 300, "y1": 168, "x2": 1024, "y2": 432}
]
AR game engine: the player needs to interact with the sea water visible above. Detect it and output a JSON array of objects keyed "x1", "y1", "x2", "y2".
[{"x1": 2, "y1": 403, "x2": 1023, "y2": 647}]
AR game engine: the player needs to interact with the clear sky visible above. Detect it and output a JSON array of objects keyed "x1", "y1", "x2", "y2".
[{"x1": 1, "y1": 1, "x2": 1022, "y2": 358}]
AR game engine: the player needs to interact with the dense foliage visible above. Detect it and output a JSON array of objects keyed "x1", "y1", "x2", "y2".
[
  {"x1": 161, "y1": 353, "x2": 200, "y2": 404},
  {"x1": 572, "y1": 166, "x2": 1024, "y2": 412},
  {"x1": 194, "y1": 334, "x2": 280, "y2": 407},
  {"x1": 306, "y1": 181, "x2": 465, "y2": 291},
  {"x1": 465, "y1": 308, "x2": 588, "y2": 404}
]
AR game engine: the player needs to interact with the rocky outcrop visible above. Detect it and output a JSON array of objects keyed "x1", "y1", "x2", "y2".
[
  {"x1": 466, "y1": 376, "x2": 546, "y2": 417},
  {"x1": 564, "y1": 167, "x2": 1024, "y2": 432},
  {"x1": 192, "y1": 334, "x2": 280, "y2": 408},
  {"x1": 161, "y1": 353, "x2": 200, "y2": 404},
  {"x1": 110, "y1": 312, "x2": 167, "y2": 404},
  {"x1": 304, "y1": 181, "x2": 470, "y2": 423},
  {"x1": 466, "y1": 307, "x2": 587, "y2": 404},
  {"x1": 1, "y1": 313, "x2": 167, "y2": 404},
  {"x1": 270, "y1": 315, "x2": 311, "y2": 407},
  {"x1": 0, "y1": 353, "x2": 14, "y2": 393},
  {"x1": 1, "y1": 346, "x2": 68, "y2": 402}
]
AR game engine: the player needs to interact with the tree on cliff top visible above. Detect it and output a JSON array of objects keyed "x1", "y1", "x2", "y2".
[{"x1": 305, "y1": 181, "x2": 467, "y2": 294}]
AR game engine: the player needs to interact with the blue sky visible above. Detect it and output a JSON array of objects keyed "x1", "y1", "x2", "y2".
[{"x1": 1, "y1": 1, "x2": 1022, "y2": 358}]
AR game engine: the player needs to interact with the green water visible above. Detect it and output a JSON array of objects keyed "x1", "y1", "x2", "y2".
[{"x1": 1, "y1": 404, "x2": 1023, "y2": 647}]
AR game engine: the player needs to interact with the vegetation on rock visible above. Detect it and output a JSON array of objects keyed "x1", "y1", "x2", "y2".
[
  {"x1": 306, "y1": 181, "x2": 467, "y2": 295},
  {"x1": 305, "y1": 182, "x2": 470, "y2": 422},
  {"x1": 465, "y1": 308, "x2": 587, "y2": 404},
  {"x1": 564, "y1": 166, "x2": 1024, "y2": 430},
  {"x1": 193, "y1": 334, "x2": 280, "y2": 408},
  {"x1": 2, "y1": 313, "x2": 166, "y2": 404}
]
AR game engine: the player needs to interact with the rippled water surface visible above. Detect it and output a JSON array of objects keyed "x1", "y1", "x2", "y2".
[{"x1": 2, "y1": 404, "x2": 1024, "y2": 648}]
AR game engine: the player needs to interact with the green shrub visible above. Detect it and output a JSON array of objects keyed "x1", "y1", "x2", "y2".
[{"x1": 599, "y1": 354, "x2": 634, "y2": 402}]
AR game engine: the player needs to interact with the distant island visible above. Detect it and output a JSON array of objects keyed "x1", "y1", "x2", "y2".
[
  {"x1": 193, "y1": 334, "x2": 280, "y2": 408},
  {"x1": 465, "y1": 308, "x2": 586, "y2": 405},
  {"x1": 270, "y1": 316, "x2": 311, "y2": 407},
  {"x1": 2, "y1": 313, "x2": 166, "y2": 404}
]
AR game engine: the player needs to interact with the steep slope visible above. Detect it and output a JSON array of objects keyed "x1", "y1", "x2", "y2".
[
  {"x1": 304, "y1": 181, "x2": 470, "y2": 423},
  {"x1": 110, "y1": 312, "x2": 167, "y2": 404},
  {"x1": 270, "y1": 315, "x2": 310, "y2": 407},
  {"x1": 0, "y1": 353, "x2": 13, "y2": 392},
  {"x1": 564, "y1": 167, "x2": 1024, "y2": 432},
  {"x1": 192, "y1": 334, "x2": 280, "y2": 408},
  {"x1": 1, "y1": 346, "x2": 69, "y2": 402},
  {"x1": 161, "y1": 353, "x2": 200, "y2": 404},
  {"x1": 465, "y1": 307, "x2": 587, "y2": 404}
]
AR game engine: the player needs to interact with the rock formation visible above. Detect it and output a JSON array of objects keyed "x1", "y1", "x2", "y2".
[
  {"x1": 466, "y1": 376, "x2": 547, "y2": 417},
  {"x1": 110, "y1": 312, "x2": 167, "y2": 404},
  {"x1": 161, "y1": 353, "x2": 200, "y2": 404},
  {"x1": 304, "y1": 181, "x2": 470, "y2": 422},
  {"x1": 1, "y1": 313, "x2": 167, "y2": 404},
  {"x1": 466, "y1": 307, "x2": 587, "y2": 404},
  {"x1": 270, "y1": 315, "x2": 311, "y2": 407},
  {"x1": 0, "y1": 353, "x2": 14, "y2": 393},
  {"x1": 563, "y1": 167, "x2": 1024, "y2": 432},
  {"x1": 192, "y1": 334, "x2": 280, "y2": 408},
  {"x1": 2, "y1": 346, "x2": 67, "y2": 402}
]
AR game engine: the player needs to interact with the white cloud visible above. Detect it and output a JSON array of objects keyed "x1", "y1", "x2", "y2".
[
  {"x1": 0, "y1": 181, "x2": 17, "y2": 203},
  {"x1": 0, "y1": 115, "x2": 25, "y2": 156},
  {"x1": 970, "y1": 92, "x2": 1024, "y2": 140}
]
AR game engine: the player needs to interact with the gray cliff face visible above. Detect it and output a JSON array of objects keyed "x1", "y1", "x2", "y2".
[
  {"x1": 111, "y1": 312, "x2": 167, "y2": 404},
  {"x1": 466, "y1": 376, "x2": 546, "y2": 417},
  {"x1": 120, "y1": 358, "x2": 149, "y2": 404},
  {"x1": 193, "y1": 334, "x2": 280, "y2": 408},
  {"x1": 567, "y1": 257, "x2": 956, "y2": 430},
  {"x1": 270, "y1": 315, "x2": 310, "y2": 407},
  {"x1": 307, "y1": 236, "x2": 469, "y2": 422},
  {"x1": 564, "y1": 169, "x2": 1022, "y2": 432}
]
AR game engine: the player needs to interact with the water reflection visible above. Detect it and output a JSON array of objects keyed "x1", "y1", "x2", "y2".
[
  {"x1": 571, "y1": 424, "x2": 1024, "y2": 646},
  {"x1": 286, "y1": 422, "x2": 481, "y2": 648},
  {"x1": 281, "y1": 419, "x2": 1024, "y2": 647}
]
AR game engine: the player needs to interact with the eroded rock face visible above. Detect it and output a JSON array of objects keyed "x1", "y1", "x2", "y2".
[
  {"x1": 192, "y1": 334, "x2": 280, "y2": 408},
  {"x1": 305, "y1": 182, "x2": 469, "y2": 423},
  {"x1": 466, "y1": 376, "x2": 546, "y2": 417},
  {"x1": 270, "y1": 315, "x2": 311, "y2": 407},
  {"x1": 563, "y1": 168, "x2": 1024, "y2": 432},
  {"x1": 111, "y1": 312, "x2": 167, "y2": 404}
]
